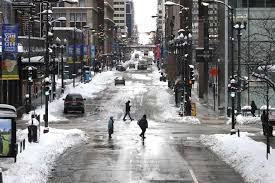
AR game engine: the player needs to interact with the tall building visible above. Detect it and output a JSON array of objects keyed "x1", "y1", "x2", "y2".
[
  {"x1": 52, "y1": 0, "x2": 99, "y2": 43},
  {"x1": 125, "y1": 0, "x2": 134, "y2": 38},
  {"x1": 113, "y1": 0, "x2": 127, "y2": 36},
  {"x1": 234, "y1": 0, "x2": 275, "y2": 106},
  {"x1": 156, "y1": 0, "x2": 165, "y2": 45},
  {"x1": 104, "y1": 0, "x2": 115, "y2": 54}
]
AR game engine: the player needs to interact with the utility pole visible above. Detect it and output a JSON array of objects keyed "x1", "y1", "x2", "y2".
[
  {"x1": 44, "y1": 2, "x2": 50, "y2": 133},
  {"x1": 73, "y1": 13, "x2": 76, "y2": 87}
]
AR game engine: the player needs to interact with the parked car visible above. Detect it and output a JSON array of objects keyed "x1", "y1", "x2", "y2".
[
  {"x1": 116, "y1": 64, "x2": 126, "y2": 71},
  {"x1": 115, "y1": 77, "x2": 125, "y2": 86},
  {"x1": 63, "y1": 93, "x2": 86, "y2": 114}
]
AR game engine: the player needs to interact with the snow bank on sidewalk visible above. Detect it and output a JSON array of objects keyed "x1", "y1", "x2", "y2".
[
  {"x1": 3, "y1": 127, "x2": 86, "y2": 183},
  {"x1": 150, "y1": 69, "x2": 200, "y2": 124},
  {"x1": 200, "y1": 133, "x2": 275, "y2": 183},
  {"x1": 226, "y1": 115, "x2": 261, "y2": 125},
  {"x1": 22, "y1": 71, "x2": 115, "y2": 122}
]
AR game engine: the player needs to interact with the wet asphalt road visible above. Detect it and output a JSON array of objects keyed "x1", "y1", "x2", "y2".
[{"x1": 44, "y1": 65, "x2": 260, "y2": 183}]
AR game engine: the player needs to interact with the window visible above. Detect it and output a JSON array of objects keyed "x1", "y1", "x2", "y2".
[
  {"x1": 242, "y1": 0, "x2": 266, "y2": 7},
  {"x1": 82, "y1": 13, "x2": 87, "y2": 22},
  {"x1": 79, "y1": 0, "x2": 85, "y2": 7},
  {"x1": 70, "y1": 13, "x2": 75, "y2": 21},
  {"x1": 76, "y1": 13, "x2": 81, "y2": 21}
]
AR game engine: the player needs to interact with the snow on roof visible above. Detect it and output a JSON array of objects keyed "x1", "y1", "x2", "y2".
[
  {"x1": 0, "y1": 104, "x2": 17, "y2": 118},
  {"x1": 53, "y1": 27, "x2": 82, "y2": 32}
]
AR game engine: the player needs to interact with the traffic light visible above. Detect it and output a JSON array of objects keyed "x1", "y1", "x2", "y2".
[
  {"x1": 44, "y1": 77, "x2": 51, "y2": 96},
  {"x1": 189, "y1": 65, "x2": 195, "y2": 84},
  {"x1": 28, "y1": 67, "x2": 33, "y2": 85}
]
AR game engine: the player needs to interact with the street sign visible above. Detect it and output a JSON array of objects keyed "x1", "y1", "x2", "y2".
[
  {"x1": 195, "y1": 47, "x2": 213, "y2": 63},
  {"x1": 210, "y1": 67, "x2": 218, "y2": 77}
]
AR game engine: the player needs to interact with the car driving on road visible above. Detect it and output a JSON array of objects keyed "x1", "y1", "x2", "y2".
[
  {"x1": 63, "y1": 93, "x2": 86, "y2": 114},
  {"x1": 114, "y1": 77, "x2": 125, "y2": 86}
]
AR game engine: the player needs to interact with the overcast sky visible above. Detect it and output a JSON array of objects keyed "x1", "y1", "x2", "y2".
[{"x1": 133, "y1": 0, "x2": 157, "y2": 44}]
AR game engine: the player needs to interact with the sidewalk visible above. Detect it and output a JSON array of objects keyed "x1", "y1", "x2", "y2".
[{"x1": 191, "y1": 87, "x2": 228, "y2": 123}]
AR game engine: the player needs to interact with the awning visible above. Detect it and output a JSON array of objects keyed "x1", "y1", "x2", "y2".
[{"x1": 22, "y1": 56, "x2": 44, "y2": 63}]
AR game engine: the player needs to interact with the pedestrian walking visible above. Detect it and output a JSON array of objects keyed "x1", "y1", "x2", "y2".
[
  {"x1": 108, "y1": 116, "x2": 114, "y2": 139},
  {"x1": 137, "y1": 114, "x2": 148, "y2": 139},
  {"x1": 123, "y1": 100, "x2": 133, "y2": 121},
  {"x1": 250, "y1": 100, "x2": 257, "y2": 117},
  {"x1": 261, "y1": 110, "x2": 268, "y2": 136}
]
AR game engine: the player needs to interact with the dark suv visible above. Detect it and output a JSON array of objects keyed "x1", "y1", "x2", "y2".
[{"x1": 63, "y1": 93, "x2": 86, "y2": 114}]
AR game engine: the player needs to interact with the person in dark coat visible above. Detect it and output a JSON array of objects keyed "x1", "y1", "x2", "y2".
[
  {"x1": 261, "y1": 110, "x2": 268, "y2": 136},
  {"x1": 108, "y1": 116, "x2": 114, "y2": 139},
  {"x1": 251, "y1": 100, "x2": 257, "y2": 117},
  {"x1": 123, "y1": 100, "x2": 133, "y2": 121},
  {"x1": 138, "y1": 115, "x2": 148, "y2": 139}
]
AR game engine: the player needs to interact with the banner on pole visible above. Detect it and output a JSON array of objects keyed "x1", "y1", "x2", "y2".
[{"x1": 1, "y1": 24, "x2": 19, "y2": 80}]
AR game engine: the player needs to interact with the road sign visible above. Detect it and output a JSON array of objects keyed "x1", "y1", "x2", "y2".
[
  {"x1": 195, "y1": 47, "x2": 213, "y2": 62},
  {"x1": 210, "y1": 67, "x2": 218, "y2": 77}
]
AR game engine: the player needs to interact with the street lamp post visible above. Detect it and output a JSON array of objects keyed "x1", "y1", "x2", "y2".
[
  {"x1": 233, "y1": 21, "x2": 246, "y2": 114},
  {"x1": 60, "y1": 39, "x2": 67, "y2": 93},
  {"x1": 42, "y1": 0, "x2": 78, "y2": 133},
  {"x1": 229, "y1": 78, "x2": 237, "y2": 134},
  {"x1": 73, "y1": 14, "x2": 77, "y2": 87},
  {"x1": 165, "y1": 1, "x2": 190, "y2": 116},
  {"x1": 51, "y1": 43, "x2": 57, "y2": 100}
]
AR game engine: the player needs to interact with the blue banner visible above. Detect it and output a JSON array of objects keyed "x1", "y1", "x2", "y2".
[
  {"x1": 1, "y1": 24, "x2": 19, "y2": 80},
  {"x1": 76, "y1": 45, "x2": 82, "y2": 56},
  {"x1": 68, "y1": 45, "x2": 74, "y2": 56},
  {"x1": 2, "y1": 24, "x2": 18, "y2": 53}
]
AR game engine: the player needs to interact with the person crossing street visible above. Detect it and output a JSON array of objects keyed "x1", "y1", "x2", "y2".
[
  {"x1": 123, "y1": 100, "x2": 133, "y2": 121},
  {"x1": 138, "y1": 114, "x2": 148, "y2": 139}
]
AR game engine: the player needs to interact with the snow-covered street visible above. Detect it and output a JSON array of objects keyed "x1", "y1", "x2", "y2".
[{"x1": 2, "y1": 61, "x2": 273, "y2": 183}]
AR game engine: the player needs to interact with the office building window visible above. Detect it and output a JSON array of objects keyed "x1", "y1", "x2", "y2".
[
  {"x1": 242, "y1": 0, "x2": 275, "y2": 7},
  {"x1": 79, "y1": 0, "x2": 85, "y2": 7}
]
